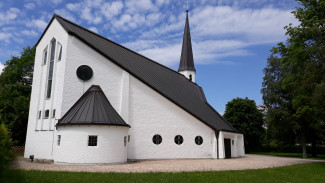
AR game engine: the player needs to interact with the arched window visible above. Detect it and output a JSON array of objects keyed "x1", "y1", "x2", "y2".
[
  {"x1": 47, "y1": 39, "x2": 56, "y2": 99},
  {"x1": 152, "y1": 134, "x2": 162, "y2": 145},
  {"x1": 189, "y1": 74, "x2": 192, "y2": 81},
  {"x1": 195, "y1": 136, "x2": 203, "y2": 145},
  {"x1": 174, "y1": 135, "x2": 183, "y2": 145}
]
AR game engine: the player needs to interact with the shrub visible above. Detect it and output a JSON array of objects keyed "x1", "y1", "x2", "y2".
[{"x1": 0, "y1": 123, "x2": 13, "y2": 173}]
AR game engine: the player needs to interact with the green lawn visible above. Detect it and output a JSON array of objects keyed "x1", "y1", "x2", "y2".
[
  {"x1": 251, "y1": 152, "x2": 325, "y2": 160},
  {"x1": 1, "y1": 163, "x2": 325, "y2": 183}
]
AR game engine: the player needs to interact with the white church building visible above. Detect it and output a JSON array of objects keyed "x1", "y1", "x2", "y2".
[{"x1": 24, "y1": 11, "x2": 245, "y2": 164}]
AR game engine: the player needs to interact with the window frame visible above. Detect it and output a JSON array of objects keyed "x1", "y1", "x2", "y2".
[
  {"x1": 57, "y1": 42, "x2": 62, "y2": 61},
  {"x1": 42, "y1": 46, "x2": 48, "y2": 65},
  {"x1": 46, "y1": 39, "x2": 56, "y2": 99},
  {"x1": 88, "y1": 135, "x2": 98, "y2": 146}
]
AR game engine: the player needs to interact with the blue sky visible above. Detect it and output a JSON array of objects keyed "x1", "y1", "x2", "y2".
[{"x1": 0, "y1": 0, "x2": 299, "y2": 114}]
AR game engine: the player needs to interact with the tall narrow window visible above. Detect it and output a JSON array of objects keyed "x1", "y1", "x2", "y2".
[
  {"x1": 43, "y1": 48, "x2": 47, "y2": 65},
  {"x1": 47, "y1": 39, "x2": 56, "y2": 99},
  {"x1": 58, "y1": 43, "x2": 62, "y2": 61},
  {"x1": 57, "y1": 135, "x2": 61, "y2": 146}
]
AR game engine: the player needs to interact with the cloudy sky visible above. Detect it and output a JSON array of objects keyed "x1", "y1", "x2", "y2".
[{"x1": 0, "y1": 0, "x2": 299, "y2": 113}]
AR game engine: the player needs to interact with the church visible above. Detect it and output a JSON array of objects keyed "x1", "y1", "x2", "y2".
[{"x1": 24, "y1": 10, "x2": 245, "y2": 164}]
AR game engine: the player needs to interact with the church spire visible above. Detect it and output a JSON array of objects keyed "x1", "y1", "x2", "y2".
[{"x1": 178, "y1": 3, "x2": 196, "y2": 82}]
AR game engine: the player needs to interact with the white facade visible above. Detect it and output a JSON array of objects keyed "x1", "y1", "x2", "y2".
[
  {"x1": 24, "y1": 17, "x2": 245, "y2": 164},
  {"x1": 55, "y1": 126, "x2": 129, "y2": 164}
]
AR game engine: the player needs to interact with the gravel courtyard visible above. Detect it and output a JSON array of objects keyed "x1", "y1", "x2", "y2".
[{"x1": 10, "y1": 155, "x2": 324, "y2": 173}]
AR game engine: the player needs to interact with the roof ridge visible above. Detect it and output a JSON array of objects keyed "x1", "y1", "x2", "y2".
[{"x1": 54, "y1": 14, "x2": 198, "y2": 83}]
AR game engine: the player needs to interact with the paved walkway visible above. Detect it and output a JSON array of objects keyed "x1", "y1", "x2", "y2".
[{"x1": 10, "y1": 155, "x2": 324, "y2": 173}]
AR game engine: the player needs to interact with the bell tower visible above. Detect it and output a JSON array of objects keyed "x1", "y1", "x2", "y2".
[{"x1": 178, "y1": 2, "x2": 196, "y2": 82}]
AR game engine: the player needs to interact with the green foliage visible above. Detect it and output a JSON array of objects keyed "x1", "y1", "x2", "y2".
[
  {"x1": 2, "y1": 163, "x2": 325, "y2": 183},
  {"x1": 262, "y1": 0, "x2": 325, "y2": 157},
  {"x1": 223, "y1": 97, "x2": 264, "y2": 152},
  {"x1": 0, "y1": 46, "x2": 35, "y2": 145},
  {"x1": 0, "y1": 123, "x2": 12, "y2": 174}
]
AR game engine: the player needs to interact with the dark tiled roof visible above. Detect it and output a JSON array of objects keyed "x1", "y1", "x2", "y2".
[
  {"x1": 42, "y1": 14, "x2": 238, "y2": 133},
  {"x1": 178, "y1": 11, "x2": 195, "y2": 72},
  {"x1": 57, "y1": 85, "x2": 130, "y2": 127}
]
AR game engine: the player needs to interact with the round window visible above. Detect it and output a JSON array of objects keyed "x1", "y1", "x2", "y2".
[
  {"x1": 174, "y1": 135, "x2": 183, "y2": 145},
  {"x1": 195, "y1": 136, "x2": 203, "y2": 145},
  {"x1": 76, "y1": 65, "x2": 93, "y2": 81},
  {"x1": 152, "y1": 134, "x2": 162, "y2": 145}
]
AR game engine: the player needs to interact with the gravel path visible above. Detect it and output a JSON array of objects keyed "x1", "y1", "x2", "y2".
[{"x1": 10, "y1": 155, "x2": 324, "y2": 173}]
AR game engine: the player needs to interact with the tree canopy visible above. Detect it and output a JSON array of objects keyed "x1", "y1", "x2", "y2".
[
  {"x1": 0, "y1": 46, "x2": 35, "y2": 145},
  {"x1": 224, "y1": 97, "x2": 264, "y2": 153},
  {"x1": 262, "y1": 0, "x2": 325, "y2": 157}
]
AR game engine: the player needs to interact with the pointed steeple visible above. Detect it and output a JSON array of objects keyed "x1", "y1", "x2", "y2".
[{"x1": 178, "y1": 9, "x2": 195, "y2": 72}]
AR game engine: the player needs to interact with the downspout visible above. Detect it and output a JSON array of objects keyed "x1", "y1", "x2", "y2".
[{"x1": 215, "y1": 130, "x2": 219, "y2": 159}]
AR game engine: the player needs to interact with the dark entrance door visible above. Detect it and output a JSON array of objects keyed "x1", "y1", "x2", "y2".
[{"x1": 224, "y1": 138, "x2": 231, "y2": 159}]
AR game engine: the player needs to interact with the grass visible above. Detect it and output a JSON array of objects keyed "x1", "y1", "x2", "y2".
[
  {"x1": 1, "y1": 163, "x2": 325, "y2": 183},
  {"x1": 251, "y1": 152, "x2": 325, "y2": 160}
]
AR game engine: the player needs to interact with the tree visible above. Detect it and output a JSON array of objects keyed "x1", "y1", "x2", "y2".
[
  {"x1": 224, "y1": 97, "x2": 264, "y2": 153},
  {"x1": 262, "y1": 0, "x2": 325, "y2": 157},
  {"x1": 0, "y1": 46, "x2": 35, "y2": 145},
  {"x1": 0, "y1": 122, "x2": 12, "y2": 174}
]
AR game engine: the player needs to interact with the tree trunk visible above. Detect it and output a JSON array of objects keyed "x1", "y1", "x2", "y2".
[
  {"x1": 312, "y1": 136, "x2": 317, "y2": 158},
  {"x1": 302, "y1": 136, "x2": 307, "y2": 158}
]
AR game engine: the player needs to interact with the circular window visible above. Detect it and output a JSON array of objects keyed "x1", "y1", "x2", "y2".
[
  {"x1": 76, "y1": 65, "x2": 93, "y2": 81},
  {"x1": 195, "y1": 136, "x2": 203, "y2": 145},
  {"x1": 174, "y1": 135, "x2": 183, "y2": 145},
  {"x1": 152, "y1": 134, "x2": 162, "y2": 145}
]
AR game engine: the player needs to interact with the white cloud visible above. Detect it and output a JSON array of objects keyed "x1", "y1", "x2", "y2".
[
  {"x1": 27, "y1": 19, "x2": 48, "y2": 30},
  {"x1": 54, "y1": 9, "x2": 77, "y2": 22},
  {"x1": 88, "y1": 27, "x2": 98, "y2": 33},
  {"x1": 66, "y1": 3, "x2": 81, "y2": 12},
  {"x1": 101, "y1": 1, "x2": 124, "y2": 20},
  {"x1": 21, "y1": 30, "x2": 38, "y2": 37},
  {"x1": 0, "y1": 8, "x2": 20, "y2": 26},
  {"x1": 0, "y1": 62, "x2": 5, "y2": 74},
  {"x1": 125, "y1": 0, "x2": 155, "y2": 13},
  {"x1": 24, "y1": 3, "x2": 36, "y2": 10},
  {"x1": 0, "y1": 32, "x2": 12, "y2": 43}
]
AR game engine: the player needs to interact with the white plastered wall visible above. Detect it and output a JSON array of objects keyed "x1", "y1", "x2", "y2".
[
  {"x1": 54, "y1": 126, "x2": 129, "y2": 164},
  {"x1": 218, "y1": 131, "x2": 245, "y2": 159},
  {"x1": 127, "y1": 76, "x2": 216, "y2": 159},
  {"x1": 24, "y1": 19, "x2": 68, "y2": 160}
]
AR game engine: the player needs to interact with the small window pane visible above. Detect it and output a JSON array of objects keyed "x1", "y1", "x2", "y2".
[
  {"x1": 57, "y1": 135, "x2": 61, "y2": 146},
  {"x1": 46, "y1": 80, "x2": 52, "y2": 98},
  {"x1": 52, "y1": 109, "x2": 56, "y2": 118},
  {"x1": 195, "y1": 136, "x2": 203, "y2": 145},
  {"x1": 50, "y1": 39, "x2": 56, "y2": 61},
  {"x1": 43, "y1": 50, "x2": 47, "y2": 65},
  {"x1": 44, "y1": 110, "x2": 49, "y2": 118},
  {"x1": 88, "y1": 136, "x2": 97, "y2": 146},
  {"x1": 124, "y1": 136, "x2": 127, "y2": 146},
  {"x1": 174, "y1": 135, "x2": 183, "y2": 145},
  {"x1": 48, "y1": 61, "x2": 54, "y2": 79},
  {"x1": 152, "y1": 134, "x2": 162, "y2": 145},
  {"x1": 58, "y1": 46, "x2": 62, "y2": 61},
  {"x1": 38, "y1": 111, "x2": 41, "y2": 119}
]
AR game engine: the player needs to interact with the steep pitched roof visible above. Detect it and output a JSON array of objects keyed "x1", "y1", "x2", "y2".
[
  {"x1": 57, "y1": 85, "x2": 130, "y2": 127},
  {"x1": 40, "y1": 14, "x2": 238, "y2": 133},
  {"x1": 178, "y1": 10, "x2": 195, "y2": 72}
]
